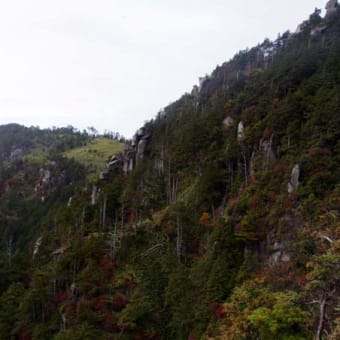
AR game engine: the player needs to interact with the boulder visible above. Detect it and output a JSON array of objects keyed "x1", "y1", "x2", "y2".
[{"x1": 223, "y1": 116, "x2": 234, "y2": 128}]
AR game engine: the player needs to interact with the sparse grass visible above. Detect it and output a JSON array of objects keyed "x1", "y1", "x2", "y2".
[
  {"x1": 24, "y1": 147, "x2": 49, "y2": 164},
  {"x1": 63, "y1": 137, "x2": 123, "y2": 181}
]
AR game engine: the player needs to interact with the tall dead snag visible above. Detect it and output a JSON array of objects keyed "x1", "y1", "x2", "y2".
[
  {"x1": 176, "y1": 214, "x2": 182, "y2": 261},
  {"x1": 102, "y1": 194, "x2": 107, "y2": 229}
]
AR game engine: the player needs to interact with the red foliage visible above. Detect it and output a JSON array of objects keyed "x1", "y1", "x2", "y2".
[
  {"x1": 210, "y1": 302, "x2": 226, "y2": 319},
  {"x1": 112, "y1": 294, "x2": 128, "y2": 309},
  {"x1": 297, "y1": 275, "x2": 308, "y2": 287},
  {"x1": 266, "y1": 191, "x2": 277, "y2": 202},
  {"x1": 100, "y1": 255, "x2": 114, "y2": 270},
  {"x1": 123, "y1": 276, "x2": 136, "y2": 292},
  {"x1": 188, "y1": 331, "x2": 196, "y2": 340},
  {"x1": 283, "y1": 197, "x2": 293, "y2": 209},
  {"x1": 128, "y1": 211, "x2": 136, "y2": 223},
  {"x1": 308, "y1": 146, "x2": 331, "y2": 157},
  {"x1": 246, "y1": 105, "x2": 257, "y2": 113},
  {"x1": 248, "y1": 198, "x2": 258, "y2": 211},
  {"x1": 262, "y1": 127, "x2": 272, "y2": 140},
  {"x1": 263, "y1": 262, "x2": 300, "y2": 290},
  {"x1": 272, "y1": 161, "x2": 288, "y2": 178},
  {"x1": 18, "y1": 329, "x2": 32, "y2": 340},
  {"x1": 54, "y1": 290, "x2": 68, "y2": 305},
  {"x1": 103, "y1": 311, "x2": 119, "y2": 332},
  {"x1": 224, "y1": 102, "x2": 233, "y2": 113},
  {"x1": 214, "y1": 207, "x2": 222, "y2": 218},
  {"x1": 151, "y1": 312, "x2": 161, "y2": 322},
  {"x1": 234, "y1": 223, "x2": 242, "y2": 233},
  {"x1": 309, "y1": 167, "x2": 324, "y2": 177},
  {"x1": 134, "y1": 331, "x2": 149, "y2": 340},
  {"x1": 90, "y1": 297, "x2": 105, "y2": 311}
]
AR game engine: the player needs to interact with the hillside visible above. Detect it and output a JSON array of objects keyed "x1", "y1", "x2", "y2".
[
  {"x1": 63, "y1": 138, "x2": 123, "y2": 181},
  {"x1": 0, "y1": 2, "x2": 339, "y2": 340}
]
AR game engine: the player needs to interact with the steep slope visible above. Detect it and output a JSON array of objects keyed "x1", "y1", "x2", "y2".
[{"x1": 0, "y1": 3, "x2": 339, "y2": 340}]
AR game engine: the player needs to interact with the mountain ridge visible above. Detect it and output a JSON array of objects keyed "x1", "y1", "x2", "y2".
[{"x1": 0, "y1": 2, "x2": 339, "y2": 339}]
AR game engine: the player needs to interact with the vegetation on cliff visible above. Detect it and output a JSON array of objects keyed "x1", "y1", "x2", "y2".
[{"x1": 0, "y1": 4, "x2": 339, "y2": 339}]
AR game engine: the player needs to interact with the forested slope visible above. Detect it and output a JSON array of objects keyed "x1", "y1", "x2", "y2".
[{"x1": 0, "y1": 4, "x2": 339, "y2": 340}]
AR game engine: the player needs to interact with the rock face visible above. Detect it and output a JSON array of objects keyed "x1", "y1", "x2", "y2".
[
  {"x1": 33, "y1": 236, "x2": 43, "y2": 258},
  {"x1": 223, "y1": 116, "x2": 234, "y2": 129},
  {"x1": 237, "y1": 121, "x2": 245, "y2": 140},
  {"x1": 39, "y1": 169, "x2": 51, "y2": 184},
  {"x1": 249, "y1": 134, "x2": 276, "y2": 178},
  {"x1": 100, "y1": 154, "x2": 123, "y2": 180},
  {"x1": 136, "y1": 139, "x2": 147, "y2": 163},
  {"x1": 269, "y1": 241, "x2": 291, "y2": 264},
  {"x1": 10, "y1": 148, "x2": 23, "y2": 160},
  {"x1": 191, "y1": 85, "x2": 199, "y2": 97},
  {"x1": 34, "y1": 163, "x2": 57, "y2": 202},
  {"x1": 267, "y1": 212, "x2": 303, "y2": 265},
  {"x1": 198, "y1": 74, "x2": 210, "y2": 91},
  {"x1": 311, "y1": 25, "x2": 328, "y2": 38},
  {"x1": 325, "y1": 0, "x2": 338, "y2": 18},
  {"x1": 97, "y1": 128, "x2": 151, "y2": 180},
  {"x1": 295, "y1": 20, "x2": 309, "y2": 34},
  {"x1": 91, "y1": 185, "x2": 97, "y2": 205},
  {"x1": 287, "y1": 164, "x2": 300, "y2": 194},
  {"x1": 259, "y1": 136, "x2": 276, "y2": 168},
  {"x1": 122, "y1": 129, "x2": 150, "y2": 174}
]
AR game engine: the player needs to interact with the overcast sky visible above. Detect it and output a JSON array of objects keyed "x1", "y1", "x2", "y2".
[{"x1": 0, "y1": 0, "x2": 327, "y2": 137}]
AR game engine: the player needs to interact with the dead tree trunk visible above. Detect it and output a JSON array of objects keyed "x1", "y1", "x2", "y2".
[
  {"x1": 6, "y1": 236, "x2": 13, "y2": 266},
  {"x1": 242, "y1": 151, "x2": 248, "y2": 187},
  {"x1": 316, "y1": 296, "x2": 326, "y2": 340},
  {"x1": 176, "y1": 215, "x2": 182, "y2": 261},
  {"x1": 102, "y1": 195, "x2": 107, "y2": 229},
  {"x1": 111, "y1": 212, "x2": 118, "y2": 258}
]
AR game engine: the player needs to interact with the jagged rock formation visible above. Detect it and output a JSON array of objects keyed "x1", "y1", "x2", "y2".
[
  {"x1": 287, "y1": 164, "x2": 300, "y2": 194},
  {"x1": 32, "y1": 236, "x2": 43, "y2": 258},
  {"x1": 325, "y1": 0, "x2": 338, "y2": 18},
  {"x1": 34, "y1": 162, "x2": 57, "y2": 202},
  {"x1": 9, "y1": 148, "x2": 23, "y2": 160},
  {"x1": 237, "y1": 121, "x2": 245, "y2": 141},
  {"x1": 0, "y1": 4, "x2": 339, "y2": 339},
  {"x1": 97, "y1": 128, "x2": 151, "y2": 182},
  {"x1": 250, "y1": 135, "x2": 277, "y2": 177},
  {"x1": 311, "y1": 25, "x2": 328, "y2": 37},
  {"x1": 259, "y1": 136, "x2": 276, "y2": 168}
]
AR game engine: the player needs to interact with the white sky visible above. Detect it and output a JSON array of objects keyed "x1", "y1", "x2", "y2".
[{"x1": 0, "y1": 0, "x2": 327, "y2": 137}]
